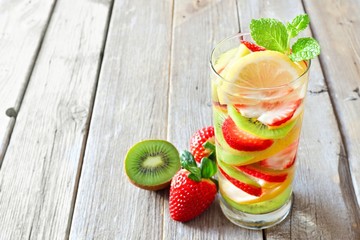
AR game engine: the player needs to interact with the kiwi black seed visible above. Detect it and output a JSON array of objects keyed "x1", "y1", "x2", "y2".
[{"x1": 124, "y1": 140, "x2": 180, "y2": 191}]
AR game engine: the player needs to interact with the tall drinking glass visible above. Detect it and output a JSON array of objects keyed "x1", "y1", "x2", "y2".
[{"x1": 210, "y1": 33, "x2": 310, "y2": 229}]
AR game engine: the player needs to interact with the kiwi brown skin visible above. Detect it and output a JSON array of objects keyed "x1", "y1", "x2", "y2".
[
  {"x1": 124, "y1": 140, "x2": 180, "y2": 191},
  {"x1": 126, "y1": 176, "x2": 172, "y2": 191}
]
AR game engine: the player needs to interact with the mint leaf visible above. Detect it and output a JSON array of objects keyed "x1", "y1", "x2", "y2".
[
  {"x1": 200, "y1": 157, "x2": 217, "y2": 178},
  {"x1": 179, "y1": 150, "x2": 201, "y2": 181},
  {"x1": 250, "y1": 18, "x2": 289, "y2": 53},
  {"x1": 286, "y1": 14, "x2": 310, "y2": 38},
  {"x1": 289, "y1": 37, "x2": 320, "y2": 61}
]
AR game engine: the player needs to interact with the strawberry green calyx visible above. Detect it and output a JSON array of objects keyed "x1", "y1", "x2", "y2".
[
  {"x1": 179, "y1": 150, "x2": 217, "y2": 182},
  {"x1": 250, "y1": 14, "x2": 320, "y2": 62}
]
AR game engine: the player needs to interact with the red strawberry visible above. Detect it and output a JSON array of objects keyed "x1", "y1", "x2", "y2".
[
  {"x1": 257, "y1": 99, "x2": 302, "y2": 127},
  {"x1": 190, "y1": 126, "x2": 215, "y2": 163},
  {"x1": 259, "y1": 141, "x2": 299, "y2": 170},
  {"x1": 222, "y1": 117, "x2": 273, "y2": 151},
  {"x1": 240, "y1": 40, "x2": 266, "y2": 52},
  {"x1": 169, "y1": 169, "x2": 217, "y2": 222},
  {"x1": 218, "y1": 167, "x2": 262, "y2": 197},
  {"x1": 236, "y1": 165, "x2": 287, "y2": 183},
  {"x1": 169, "y1": 150, "x2": 218, "y2": 222}
]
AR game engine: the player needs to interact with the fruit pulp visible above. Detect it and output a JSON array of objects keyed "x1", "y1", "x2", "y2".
[{"x1": 211, "y1": 40, "x2": 309, "y2": 229}]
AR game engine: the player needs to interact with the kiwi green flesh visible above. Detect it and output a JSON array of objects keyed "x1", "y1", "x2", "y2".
[
  {"x1": 125, "y1": 140, "x2": 180, "y2": 190},
  {"x1": 217, "y1": 147, "x2": 254, "y2": 165},
  {"x1": 228, "y1": 105, "x2": 297, "y2": 139},
  {"x1": 213, "y1": 106, "x2": 254, "y2": 164},
  {"x1": 221, "y1": 185, "x2": 292, "y2": 214}
]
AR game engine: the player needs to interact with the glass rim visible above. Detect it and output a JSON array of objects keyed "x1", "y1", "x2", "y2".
[{"x1": 209, "y1": 32, "x2": 311, "y2": 91}]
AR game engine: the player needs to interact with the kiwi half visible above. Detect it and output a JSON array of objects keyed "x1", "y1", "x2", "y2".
[
  {"x1": 228, "y1": 105, "x2": 296, "y2": 139},
  {"x1": 125, "y1": 140, "x2": 180, "y2": 190}
]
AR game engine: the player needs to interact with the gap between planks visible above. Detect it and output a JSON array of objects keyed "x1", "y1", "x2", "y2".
[
  {"x1": 0, "y1": 0, "x2": 58, "y2": 169},
  {"x1": 163, "y1": 0, "x2": 176, "y2": 239},
  {"x1": 64, "y1": 0, "x2": 116, "y2": 239}
]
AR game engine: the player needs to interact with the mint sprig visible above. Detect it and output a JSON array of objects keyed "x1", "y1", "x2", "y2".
[
  {"x1": 286, "y1": 14, "x2": 310, "y2": 38},
  {"x1": 250, "y1": 18, "x2": 289, "y2": 54},
  {"x1": 290, "y1": 37, "x2": 320, "y2": 61},
  {"x1": 250, "y1": 14, "x2": 320, "y2": 61},
  {"x1": 179, "y1": 150, "x2": 217, "y2": 182}
]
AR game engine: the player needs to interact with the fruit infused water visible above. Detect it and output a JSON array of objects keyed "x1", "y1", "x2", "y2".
[{"x1": 210, "y1": 15, "x2": 319, "y2": 229}]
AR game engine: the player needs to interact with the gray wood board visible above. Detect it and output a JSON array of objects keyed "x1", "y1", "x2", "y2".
[
  {"x1": 0, "y1": 0, "x2": 56, "y2": 164},
  {"x1": 69, "y1": 0, "x2": 173, "y2": 239},
  {"x1": 304, "y1": 0, "x2": 360, "y2": 214},
  {"x1": 237, "y1": 0, "x2": 360, "y2": 238},
  {"x1": 0, "y1": 0, "x2": 112, "y2": 238}
]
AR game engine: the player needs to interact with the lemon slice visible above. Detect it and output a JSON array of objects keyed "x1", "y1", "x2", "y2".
[
  {"x1": 218, "y1": 44, "x2": 251, "y2": 75},
  {"x1": 223, "y1": 50, "x2": 307, "y2": 88}
]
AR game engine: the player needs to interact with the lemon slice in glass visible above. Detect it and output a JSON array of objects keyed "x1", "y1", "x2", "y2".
[{"x1": 223, "y1": 50, "x2": 307, "y2": 88}]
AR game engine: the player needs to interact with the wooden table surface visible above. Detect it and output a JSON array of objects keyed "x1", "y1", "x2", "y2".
[{"x1": 1, "y1": 0, "x2": 360, "y2": 239}]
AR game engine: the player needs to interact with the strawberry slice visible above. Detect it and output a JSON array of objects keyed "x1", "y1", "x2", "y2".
[
  {"x1": 219, "y1": 167, "x2": 262, "y2": 197},
  {"x1": 257, "y1": 99, "x2": 302, "y2": 127},
  {"x1": 260, "y1": 141, "x2": 298, "y2": 170},
  {"x1": 222, "y1": 117, "x2": 273, "y2": 151},
  {"x1": 236, "y1": 165, "x2": 287, "y2": 182},
  {"x1": 240, "y1": 40, "x2": 266, "y2": 52},
  {"x1": 235, "y1": 104, "x2": 265, "y2": 118}
]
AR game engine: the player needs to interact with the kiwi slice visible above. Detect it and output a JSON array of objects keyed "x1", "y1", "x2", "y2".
[
  {"x1": 221, "y1": 185, "x2": 292, "y2": 214},
  {"x1": 228, "y1": 105, "x2": 296, "y2": 139},
  {"x1": 213, "y1": 106, "x2": 255, "y2": 165},
  {"x1": 124, "y1": 140, "x2": 180, "y2": 190}
]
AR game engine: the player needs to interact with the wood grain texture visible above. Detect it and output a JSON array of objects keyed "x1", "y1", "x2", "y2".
[
  {"x1": 163, "y1": 0, "x2": 262, "y2": 239},
  {"x1": 303, "y1": 0, "x2": 360, "y2": 213},
  {"x1": 0, "y1": 0, "x2": 55, "y2": 164},
  {"x1": 69, "y1": 0, "x2": 173, "y2": 239},
  {"x1": 237, "y1": 0, "x2": 360, "y2": 238},
  {"x1": 0, "y1": 0, "x2": 111, "y2": 238}
]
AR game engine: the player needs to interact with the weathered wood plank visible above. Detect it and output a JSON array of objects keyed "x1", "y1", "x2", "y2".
[
  {"x1": 237, "y1": 0, "x2": 360, "y2": 238},
  {"x1": 163, "y1": 0, "x2": 262, "y2": 239},
  {"x1": 0, "y1": 0, "x2": 56, "y2": 165},
  {"x1": 303, "y1": 0, "x2": 360, "y2": 213},
  {"x1": 0, "y1": 0, "x2": 111, "y2": 239},
  {"x1": 69, "y1": 0, "x2": 173, "y2": 239}
]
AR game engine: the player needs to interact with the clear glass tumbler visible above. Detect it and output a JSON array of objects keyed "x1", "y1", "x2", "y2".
[{"x1": 210, "y1": 33, "x2": 310, "y2": 229}]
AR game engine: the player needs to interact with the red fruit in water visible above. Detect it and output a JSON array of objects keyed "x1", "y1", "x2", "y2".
[
  {"x1": 236, "y1": 165, "x2": 288, "y2": 183},
  {"x1": 222, "y1": 117, "x2": 273, "y2": 151},
  {"x1": 260, "y1": 141, "x2": 299, "y2": 170},
  {"x1": 219, "y1": 167, "x2": 262, "y2": 197},
  {"x1": 240, "y1": 40, "x2": 266, "y2": 52},
  {"x1": 258, "y1": 99, "x2": 302, "y2": 127}
]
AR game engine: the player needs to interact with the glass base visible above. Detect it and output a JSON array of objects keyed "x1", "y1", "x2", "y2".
[{"x1": 219, "y1": 193, "x2": 293, "y2": 230}]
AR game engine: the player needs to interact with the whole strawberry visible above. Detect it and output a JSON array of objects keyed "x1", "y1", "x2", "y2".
[
  {"x1": 169, "y1": 150, "x2": 218, "y2": 222},
  {"x1": 189, "y1": 126, "x2": 215, "y2": 163}
]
